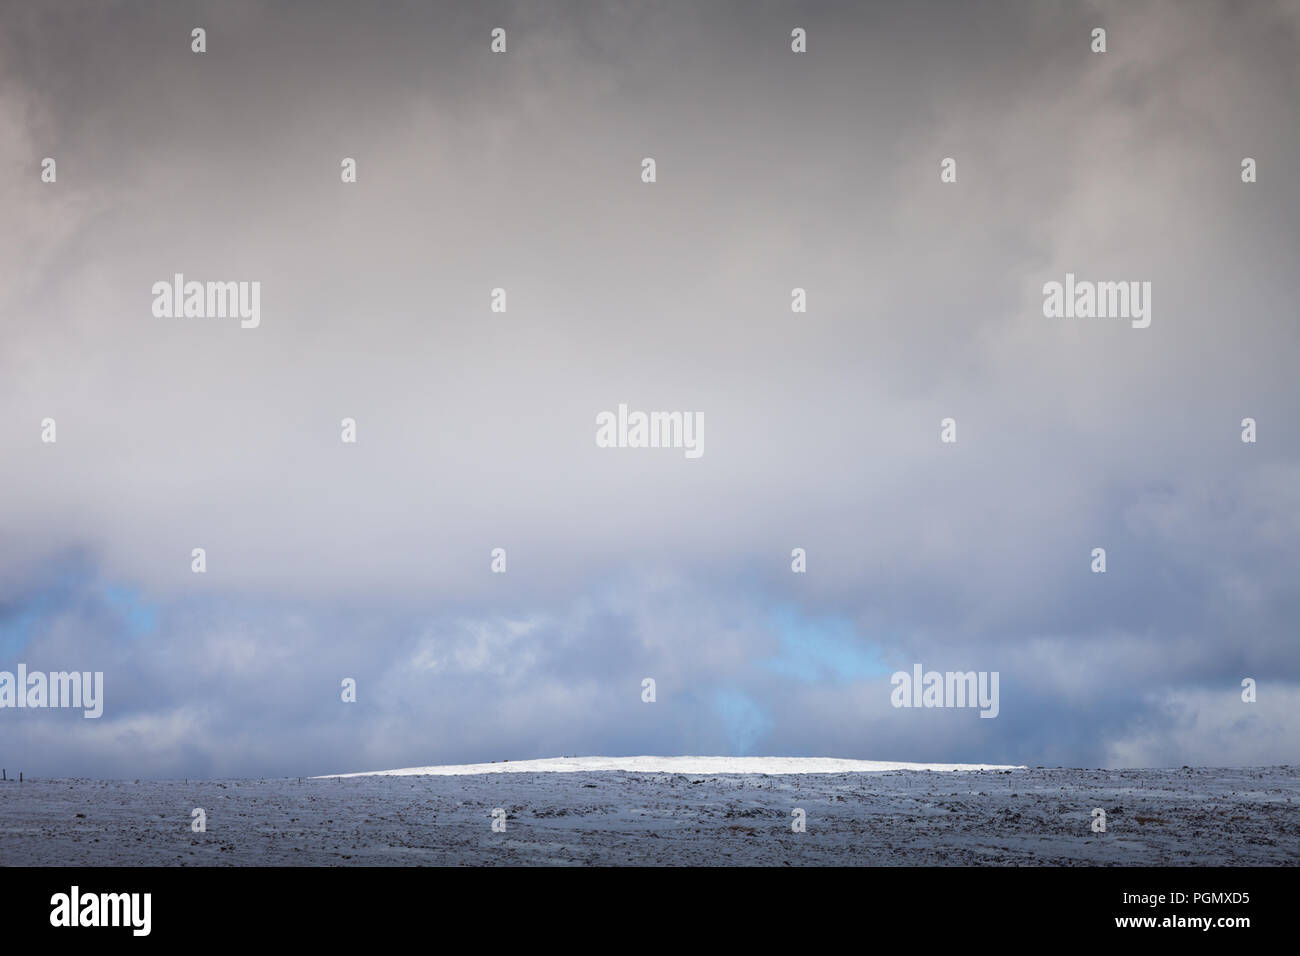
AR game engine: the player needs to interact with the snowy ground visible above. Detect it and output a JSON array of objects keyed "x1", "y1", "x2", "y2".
[
  {"x1": 1, "y1": 761, "x2": 1295, "y2": 865},
  {"x1": 326, "y1": 755, "x2": 1025, "y2": 776}
]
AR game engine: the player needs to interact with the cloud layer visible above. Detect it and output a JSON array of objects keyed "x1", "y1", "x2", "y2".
[{"x1": 1, "y1": 0, "x2": 1297, "y2": 776}]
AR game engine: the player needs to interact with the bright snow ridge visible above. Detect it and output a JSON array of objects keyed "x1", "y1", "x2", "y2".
[{"x1": 319, "y1": 756, "x2": 1025, "y2": 778}]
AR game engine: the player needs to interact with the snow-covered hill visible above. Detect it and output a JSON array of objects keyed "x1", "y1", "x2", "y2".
[{"x1": 320, "y1": 755, "x2": 1025, "y2": 777}]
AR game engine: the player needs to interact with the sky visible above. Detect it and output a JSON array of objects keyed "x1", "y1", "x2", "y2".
[{"x1": 1, "y1": 0, "x2": 1297, "y2": 778}]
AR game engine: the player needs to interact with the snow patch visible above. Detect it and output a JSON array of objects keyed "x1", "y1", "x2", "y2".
[{"x1": 319, "y1": 755, "x2": 1026, "y2": 778}]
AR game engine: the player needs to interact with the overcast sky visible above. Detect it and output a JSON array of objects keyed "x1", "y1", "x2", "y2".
[{"x1": 1, "y1": 0, "x2": 1297, "y2": 777}]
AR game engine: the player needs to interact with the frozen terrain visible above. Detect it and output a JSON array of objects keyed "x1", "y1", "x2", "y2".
[
  {"x1": 325, "y1": 755, "x2": 1025, "y2": 776},
  {"x1": 1, "y1": 762, "x2": 1295, "y2": 865}
]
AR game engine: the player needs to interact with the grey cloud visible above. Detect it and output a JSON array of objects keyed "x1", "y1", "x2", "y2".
[{"x1": 0, "y1": 1, "x2": 1296, "y2": 775}]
